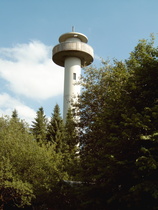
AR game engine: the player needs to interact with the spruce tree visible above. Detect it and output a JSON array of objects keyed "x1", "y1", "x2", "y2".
[
  {"x1": 11, "y1": 109, "x2": 27, "y2": 131},
  {"x1": 64, "y1": 108, "x2": 80, "y2": 178},
  {"x1": 31, "y1": 107, "x2": 48, "y2": 142},
  {"x1": 11, "y1": 109, "x2": 18, "y2": 119},
  {"x1": 65, "y1": 108, "x2": 78, "y2": 151},
  {"x1": 47, "y1": 104, "x2": 65, "y2": 152}
]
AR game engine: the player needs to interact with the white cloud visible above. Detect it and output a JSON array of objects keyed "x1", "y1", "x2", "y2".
[
  {"x1": 0, "y1": 93, "x2": 36, "y2": 124},
  {"x1": 0, "y1": 41, "x2": 64, "y2": 100}
]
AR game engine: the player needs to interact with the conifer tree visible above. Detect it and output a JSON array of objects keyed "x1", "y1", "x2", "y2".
[
  {"x1": 31, "y1": 107, "x2": 48, "y2": 142},
  {"x1": 11, "y1": 109, "x2": 18, "y2": 119},
  {"x1": 64, "y1": 108, "x2": 80, "y2": 178},
  {"x1": 47, "y1": 104, "x2": 65, "y2": 152},
  {"x1": 11, "y1": 109, "x2": 27, "y2": 132},
  {"x1": 65, "y1": 108, "x2": 78, "y2": 151}
]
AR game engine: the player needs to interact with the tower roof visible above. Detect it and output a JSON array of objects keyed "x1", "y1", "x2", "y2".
[{"x1": 59, "y1": 32, "x2": 88, "y2": 43}]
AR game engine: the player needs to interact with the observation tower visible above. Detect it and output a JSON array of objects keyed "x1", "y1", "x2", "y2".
[{"x1": 52, "y1": 30, "x2": 94, "y2": 122}]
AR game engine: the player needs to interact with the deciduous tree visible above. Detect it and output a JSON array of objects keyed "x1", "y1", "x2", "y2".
[
  {"x1": 0, "y1": 116, "x2": 66, "y2": 209},
  {"x1": 76, "y1": 37, "x2": 158, "y2": 209}
]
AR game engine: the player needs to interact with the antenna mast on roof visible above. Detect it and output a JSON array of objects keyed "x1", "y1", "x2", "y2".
[{"x1": 72, "y1": 26, "x2": 75, "y2": 32}]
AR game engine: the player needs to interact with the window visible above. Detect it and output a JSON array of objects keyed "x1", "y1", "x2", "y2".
[{"x1": 73, "y1": 73, "x2": 76, "y2": 80}]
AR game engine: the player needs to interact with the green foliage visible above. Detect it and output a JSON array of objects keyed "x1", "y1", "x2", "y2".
[
  {"x1": 0, "y1": 157, "x2": 34, "y2": 209},
  {"x1": 65, "y1": 108, "x2": 78, "y2": 151},
  {"x1": 76, "y1": 37, "x2": 158, "y2": 209},
  {"x1": 31, "y1": 107, "x2": 48, "y2": 142},
  {"x1": 0, "y1": 116, "x2": 66, "y2": 208},
  {"x1": 11, "y1": 109, "x2": 18, "y2": 119},
  {"x1": 47, "y1": 104, "x2": 65, "y2": 153},
  {"x1": 64, "y1": 109, "x2": 80, "y2": 179},
  {"x1": 1, "y1": 36, "x2": 158, "y2": 209}
]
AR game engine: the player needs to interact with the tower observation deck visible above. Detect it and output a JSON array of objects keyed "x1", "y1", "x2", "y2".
[{"x1": 52, "y1": 31, "x2": 94, "y2": 122}]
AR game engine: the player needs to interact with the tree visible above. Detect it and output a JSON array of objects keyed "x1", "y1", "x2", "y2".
[
  {"x1": 64, "y1": 108, "x2": 80, "y2": 179},
  {"x1": 65, "y1": 108, "x2": 78, "y2": 151},
  {"x1": 31, "y1": 107, "x2": 48, "y2": 142},
  {"x1": 47, "y1": 104, "x2": 65, "y2": 153},
  {"x1": 75, "y1": 37, "x2": 158, "y2": 209},
  {"x1": 11, "y1": 109, "x2": 18, "y2": 119},
  {"x1": 0, "y1": 116, "x2": 66, "y2": 209}
]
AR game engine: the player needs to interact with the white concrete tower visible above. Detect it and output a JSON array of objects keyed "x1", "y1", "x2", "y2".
[{"x1": 52, "y1": 31, "x2": 94, "y2": 122}]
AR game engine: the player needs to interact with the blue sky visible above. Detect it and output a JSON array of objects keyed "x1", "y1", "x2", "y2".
[{"x1": 0, "y1": 0, "x2": 158, "y2": 124}]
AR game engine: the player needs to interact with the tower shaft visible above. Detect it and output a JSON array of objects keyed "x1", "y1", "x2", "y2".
[
  {"x1": 52, "y1": 31, "x2": 94, "y2": 122},
  {"x1": 64, "y1": 57, "x2": 81, "y2": 121}
]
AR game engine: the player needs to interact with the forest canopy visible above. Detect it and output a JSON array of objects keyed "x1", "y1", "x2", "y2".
[{"x1": 0, "y1": 37, "x2": 158, "y2": 209}]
